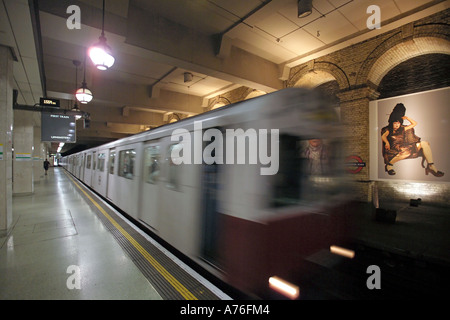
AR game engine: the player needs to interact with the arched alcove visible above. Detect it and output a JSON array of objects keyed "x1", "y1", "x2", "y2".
[
  {"x1": 378, "y1": 53, "x2": 450, "y2": 99},
  {"x1": 293, "y1": 69, "x2": 340, "y2": 107},
  {"x1": 367, "y1": 37, "x2": 450, "y2": 88}
]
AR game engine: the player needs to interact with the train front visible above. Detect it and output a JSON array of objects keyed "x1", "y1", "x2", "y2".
[{"x1": 213, "y1": 88, "x2": 356, "y2": 299}]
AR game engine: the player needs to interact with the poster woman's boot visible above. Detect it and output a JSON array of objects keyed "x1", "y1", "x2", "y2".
[
  {"x1": 385, "y1": 163, "x2": 396, "y2": 175},
  {"x1": 425, "y1": 163, "x2": 444, "y2": 177}
]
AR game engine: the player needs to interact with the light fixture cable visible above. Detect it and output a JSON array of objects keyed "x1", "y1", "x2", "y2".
[
  {"x1": 88, "y1": 0, "x2": 115, "y2": 70},
  {"x1": 72, "y1": 59, "x2": 81, "y2": 111},
  {"x1": 76, "y1": 53, "x2": 93, "y2": 104}
]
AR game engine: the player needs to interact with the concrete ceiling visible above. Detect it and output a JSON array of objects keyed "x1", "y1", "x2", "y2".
[{"x1": 1, "y1": 0, "x2": 447, "y2": 154}]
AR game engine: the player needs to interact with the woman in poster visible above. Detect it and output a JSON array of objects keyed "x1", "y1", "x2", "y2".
[{"x1": 381, "y1": 103, "x2": 444, "y2": 177}]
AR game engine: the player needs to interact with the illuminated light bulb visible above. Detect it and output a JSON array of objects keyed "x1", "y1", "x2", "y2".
[
  {"x1": 76, "y1": 85, "x2": 93, "y2": 104},
  {"x1": 88, "y1": 36, "x2": 115, "y2": 70}
]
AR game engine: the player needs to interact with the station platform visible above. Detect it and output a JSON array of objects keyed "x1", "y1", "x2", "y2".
[{"x1": 0, "y1": 167, "x2": 231, "y2": 300}]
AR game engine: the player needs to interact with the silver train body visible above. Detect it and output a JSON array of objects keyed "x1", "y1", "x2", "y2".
[{"x1": 61, "y1": 88, "x2": 354, "y2": 298}]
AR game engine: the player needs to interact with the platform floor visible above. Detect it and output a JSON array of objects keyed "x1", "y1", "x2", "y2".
[
  {"x1": 0, "y1": 167, "x2": 229, "y2": 300},
  {"x1": 353, "y1": 200, "x2": 450, "y2": 265}
]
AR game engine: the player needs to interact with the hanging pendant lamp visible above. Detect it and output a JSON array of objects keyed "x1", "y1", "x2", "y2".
[
  {"x1": 76, "y1": 83, "x2": 93, "y2": 104},
  {"x1": 76, "y1": 55, "x2": 93, "y2": 104},
  {"x1": 88, "y1": 0, "x2": 115, "y2": 70},
  {"x1": 298, "y1": 0, "x2": 313, "y2": 18}
]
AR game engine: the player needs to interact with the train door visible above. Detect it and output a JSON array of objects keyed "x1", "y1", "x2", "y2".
[
  {"x1": 83, "y1": 152, "x2": 92, "y2": 185},
  {"x1": 115, "y1": 143, "x2": 142, "y2": 218},
  {"x1": 80, "y1": 153, "x2": 85, "y2": 181},
  {"x1": 74, "y1": 155, "x2": 78, "y2": 178},
  {"x1": 91, "y1": 151, "x2": 96, "y2": 187},
  {"x1": 139, "y1": 141, "x2": 161, "y2": 230},
  {"x1": 77, "y1": 154, "x2": 82, "y2": 178},
  {"x1": 106, "y1": 148, "x2": 116, "y2": 200},
  {"x1": 200, "y1": 127, "x2": 223, "y2": 266},
  {"x1": 74, "y1": 155, "x2": 79, "y2": 178},
  {"x1": 94, "y1": 149, "x2": 108, "y2": 197}
]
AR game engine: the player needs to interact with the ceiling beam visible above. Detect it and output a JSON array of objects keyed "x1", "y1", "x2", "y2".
[
  {"x1": 125, "y1": 3, "x2": 283, "y2": 93},
  {"x1": 37, "y1": 0, "x2": 283, "y2": 92}
]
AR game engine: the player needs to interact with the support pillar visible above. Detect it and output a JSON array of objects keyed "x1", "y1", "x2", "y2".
[
  {"x1": 0, "y1": 46, "x2": 14, "y2": 232},
  {"x1": 337, "y1": 86, "x2": 380, "y2": 202},
  {"x1": 33, "y1": 121, "x2": 44, "y2": 183},
  {"x1": 13, "y1": 110, "x2": 34, "y2": 195}
]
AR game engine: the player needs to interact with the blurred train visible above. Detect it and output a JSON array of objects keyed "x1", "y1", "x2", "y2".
[{"x1": 61, "y1": 88, "x2": 355, "y2": 298}]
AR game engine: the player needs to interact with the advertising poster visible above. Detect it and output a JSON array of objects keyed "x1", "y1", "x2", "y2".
[{"x1": 370, "y1": 87, "x2": 450, "y2": 183}]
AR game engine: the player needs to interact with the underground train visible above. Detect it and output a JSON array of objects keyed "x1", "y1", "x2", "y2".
[{"x1": 61, "y1": 88, "x2": 355, "y2": 298}]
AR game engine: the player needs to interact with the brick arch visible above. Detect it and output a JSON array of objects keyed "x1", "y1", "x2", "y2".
[
  {"x1": 244, "y1": 89, "x2": 267, "y2": 100},
  {"x1": 355, "y1": 19, "x2": 450, "y2": 88},
  {"x1": 293, "y1": 70, "x2": 336, "y2": 88},
  {"x1": 290, "y1": 61, "x2": 350, "y2": 90},
  {"x1": 366, "y1": 36, "x2": 450, "y2": 87}
]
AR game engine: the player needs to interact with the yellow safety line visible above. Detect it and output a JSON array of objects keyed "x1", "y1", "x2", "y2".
[{"x1": 65, "y1": 172, "x2": 198, "y2": 300}]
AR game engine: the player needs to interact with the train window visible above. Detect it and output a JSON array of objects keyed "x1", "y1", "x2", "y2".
[
  {"x1": 86, "y1": 155, "x2": 91, "y2": 169},
  {"x1": 270, "y1": 135, "x2": 342, "y2": 208},
  {"x1": 167, "y1": 143, "x2": 182, "y2": 190},
  {"x1": 118, "y1": 149, "x2": 136, "y2": 179},
  {"x1": 144, "y1": 145, "x2": 160, "y2": 184},
  {"x1": 109, "y1": 150, "x2": 115, "y2": 174},
  {"x1": 97, "y1": 153, "x2": 106, "y2": 172}
]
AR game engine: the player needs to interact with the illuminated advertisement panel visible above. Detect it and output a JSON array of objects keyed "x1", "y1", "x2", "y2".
[{"x1": 369, "y1": 87, "x2": 449, "y2": 183}]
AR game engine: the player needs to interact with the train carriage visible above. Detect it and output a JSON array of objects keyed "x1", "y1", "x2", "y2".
[{"x1": 61, "y1": 88, "x2": 353, "y2": 298}]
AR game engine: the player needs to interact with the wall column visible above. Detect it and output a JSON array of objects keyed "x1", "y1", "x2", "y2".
[
  {"x1": 338, "y1": 86, "x2": 380, "y2": 202},
  {"x1": 33, "y1": 117, "x2": 45, "y2": 183},
  {"x1": 13, "y1": 110, "x2": 34, "y2": 195},
  {"x1": 0, "y1": 46, "x2": 14, "y2": 232}
]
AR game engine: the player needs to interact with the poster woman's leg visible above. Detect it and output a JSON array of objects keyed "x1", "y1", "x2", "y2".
[{"x1": 419, "y1": 141, "x2": 444, "y2": 177}]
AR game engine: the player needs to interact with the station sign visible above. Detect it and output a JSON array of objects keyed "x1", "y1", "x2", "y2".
[
  {"x1": 41, "y1": 112, "x2": 76, "y2": 143},
  {"x1": 345, "y1": 155, "x2": 366, "y2": 174}
]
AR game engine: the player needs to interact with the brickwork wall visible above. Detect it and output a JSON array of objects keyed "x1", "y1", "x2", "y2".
[
  {"x1": 205, "y1": 86, "x2": 255, "y2": 111},
  {"x1": 287, "y1": 9, "x2": 450, "y2": 206},
  {"x1": 375, "y1": 180, "x2": 450, "y2": 208},
  {"x1": 378, "y1": 53, "x2": 450, "y2": 98}
]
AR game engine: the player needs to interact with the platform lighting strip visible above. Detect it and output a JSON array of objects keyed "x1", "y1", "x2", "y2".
[
  {"x1": 330, "y1": 245, "x2": 355, "y2": 259},
  {"x1": 65, "y1": 172, "x2": 198, "y2": 300},
  {"x1": 268, "y1": 276, "x2": 300, "y2": 299}
]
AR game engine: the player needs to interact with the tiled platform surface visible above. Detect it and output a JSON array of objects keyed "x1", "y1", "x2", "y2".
[{"x1": 0, "y1": 168, "x2": 162, "y2": 300}]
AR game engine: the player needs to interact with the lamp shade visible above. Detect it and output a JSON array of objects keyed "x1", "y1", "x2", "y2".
[
  {"x1": 76, "y1": 85, "x2": 93, "y2": 104},
  {"x1": 298, "y1": 0, "x2": 313, "y2": 18},
  {"x1": 88, "y1": 36, "x2": 115, "y2": 70}
]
